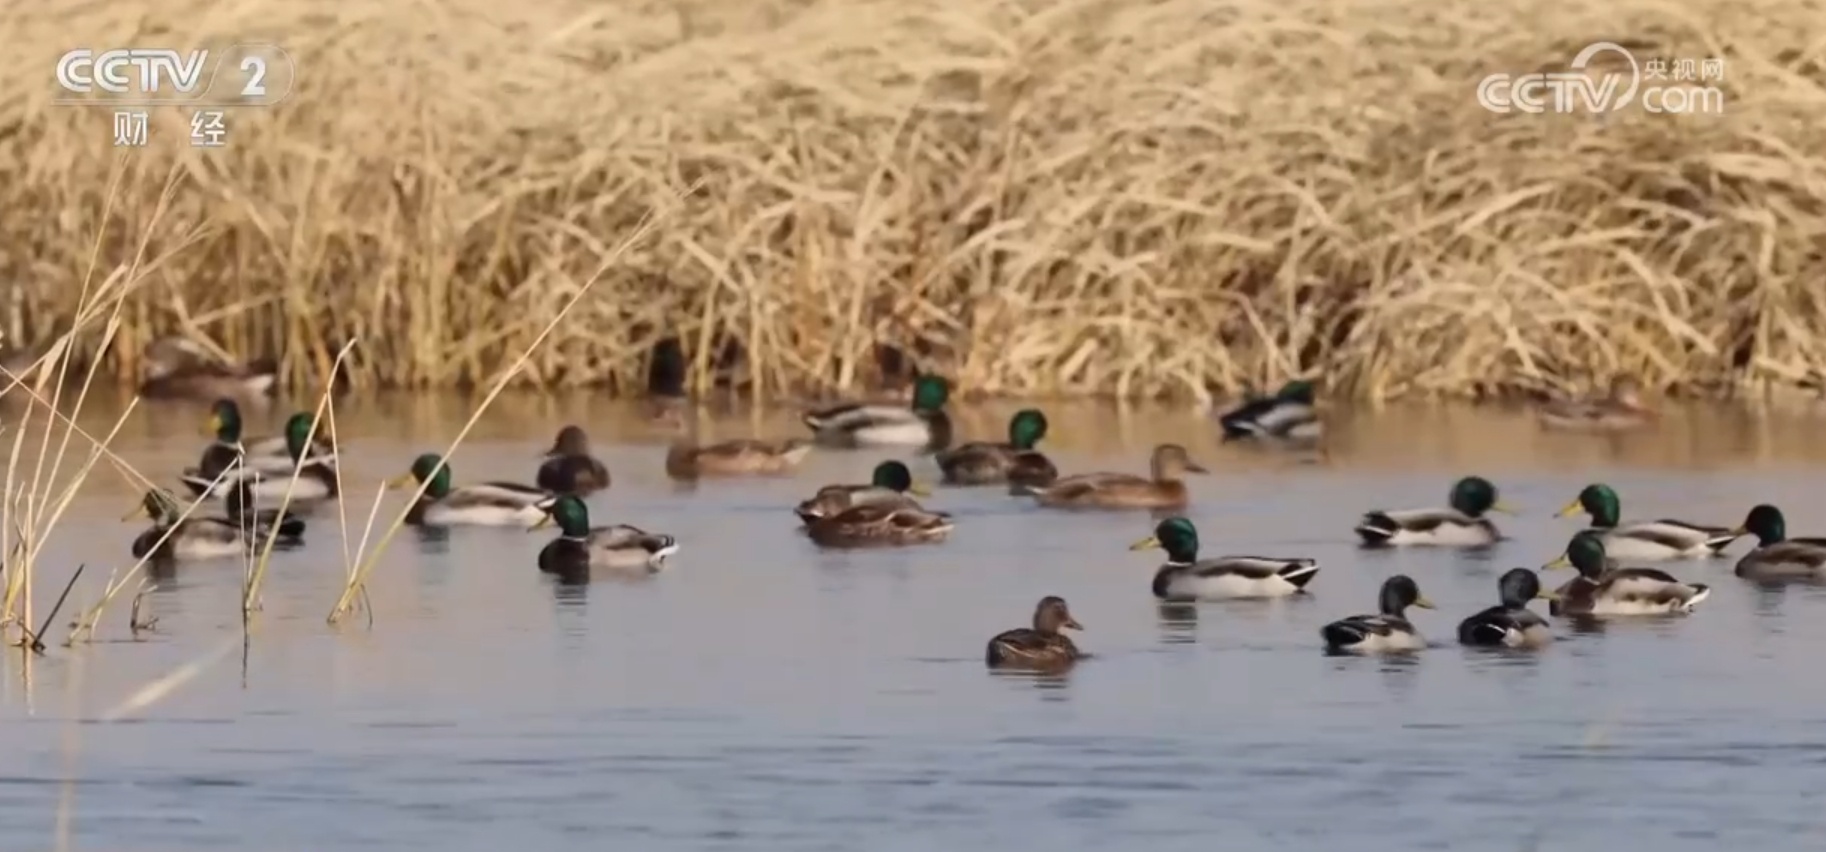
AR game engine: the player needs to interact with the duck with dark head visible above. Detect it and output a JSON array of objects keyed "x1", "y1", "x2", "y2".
[
  {"x1": 536, "y1": 426, "x2": 610, "y2": 496},
  {"x1": 802, "y1": 374, "x2": 953, "y2": 452},
  {"x1": 935, "y1": 409, "x2": 1058, "y2": 487}
]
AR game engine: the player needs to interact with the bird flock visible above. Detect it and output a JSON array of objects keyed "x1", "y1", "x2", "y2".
[{"x1": 121, "y1": 373, "x2": 1826, "y2": 675}]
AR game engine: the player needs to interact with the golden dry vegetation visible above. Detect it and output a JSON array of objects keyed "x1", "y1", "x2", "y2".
[{"x1": 2, "y1": 0, "x2": 1823, "y2": 402}]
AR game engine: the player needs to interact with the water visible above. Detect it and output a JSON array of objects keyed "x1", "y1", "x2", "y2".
[{"x1": 4, "y1": 393, "x2": 1826, "y2": 851}]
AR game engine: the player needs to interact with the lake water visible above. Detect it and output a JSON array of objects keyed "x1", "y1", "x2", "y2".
[{"x1": 4, "y1": 392, "x2": 1826, "y2": 851}]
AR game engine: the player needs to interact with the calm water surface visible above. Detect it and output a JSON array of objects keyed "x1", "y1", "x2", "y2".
[{"x1": 4, "y1": 394, "x2": 1826, "y2": 851}]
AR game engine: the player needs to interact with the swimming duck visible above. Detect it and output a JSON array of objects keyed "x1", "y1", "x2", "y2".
[
  {"x1": 1536, "y1": 377, "x2": 1655, "y2": 432},
  {"x1": 138, "y1": 335, "x2": 279, "y2": 403},
  {"x1": 180, "y1": 413, "x2": 339, "y2": 504},
  {"x1": 985, "y1": 596, "x2": 1084, "y2": 671},
  {"x1": 530, "y1": 495, "x2": 680, "y2": 574},
  {"x1": 1542, "y1": 531, "x2": 1711, "y2": 615},
  {"x1": 1128, "y1": 517, "x2": 1320, "y2": 600},
  {"x1": 223, "y1": 479, "x2": 306, "y2": 548},
  {"x1": 1217, "y1": 380, "x2": 1322, "y2": 443},
  {"x1": 387, "y1": 453, "x2": 550, "y2": 527},
  {"x1": 1354, "y1": 476, "x2": 1510, "y2": 547},
  {"x1": 664, "y1": 438, "x2": 813, "y2": 480},
  {"x1": 186, "y1": 399, "x2": 316, "y2": 489},
  {"x1": 1457, "y1": 568, "x2": 1557, "y2": 648},
  {"x1": 934, "y1": 409, "x2": 1059, "y2": 487},
  {"x1": 803, "y1": 374, "x2": 953, "y2": 451},
  {"x1": 1555, "y1": 482, "x2": 1738, "y2": 561},
  {"x1": 804, "y1": 501, "x2": 955, "y2": 547},
  {"x1": 1320, "y1": 575, "x2": 1433, "y2": 653},
  {"x1": 795, "y1": 460, "x2": 930, "y2": 525},
  {"x1": 536, "y1": 425, "x2": 611, "y2": 496},
  {"x1": 1730, "y1": 504, "x2": 1826, "y2": 581},
  {"x1": 1020, "y1": 443, "x2": 1207, "y2": 510},
  {"x1": 124, "y1": 488, "x2": 251, "y2": 562}
]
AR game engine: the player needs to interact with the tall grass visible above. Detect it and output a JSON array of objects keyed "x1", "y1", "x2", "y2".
[{"x1": 2, "y1": 0, "x2": 1824, "y2": 401}]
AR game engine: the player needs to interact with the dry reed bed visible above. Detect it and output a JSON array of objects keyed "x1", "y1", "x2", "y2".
[{"x1": 2, "y1": 0, "x2": 1824, "y2": 401}]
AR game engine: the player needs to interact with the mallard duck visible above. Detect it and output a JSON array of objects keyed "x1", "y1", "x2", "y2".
[
  {"x1": 1457, "y1": 568, "x2": 1557, "y2": 648},
  {"x1": 1019, "y1": 443, "x2": 1207, "y2": 510},
  {"x1": 935, "y1": 409, "x2": 1058, "y2": 487},
  {"x1": 664, "y1": 438, "x2": 813, "y2": 480},
  {"x1": 530, "y1": 495, "x2": 679, "y2": 574},
  {"x1": 124, "y1": 488, "x2": 251, "y2": 562},
  {"x1": 794, "y1": 460, "x2": 929, "y2": 525},
  {"x1": 803, "y1": 374, "x2": 953, "y2": 451},
  {"x1": 1730, "y1": 504, "x2": 1826, "y2": 581},
  {"x1": 1542, "y1": 531, "x2": 1711, "y2": 615},
  {"x1": 985, "y1": 596, "x2": 1084, "y2": 671},
  {"x1": 1354, "y1": 475, "x2": 1510, "y2": 547},
  {"x1": 536, "y1": 425, "x2": 610, "y2": 496},
  {"x1": 223, "y1": 478, "x2": 306, "y2": 548},
  {"x1": 804, "y1": 501, "x2": 954, "y2": 547},
  {"x1": 1537, "y1": 377, "x2": 1655, "y2": 432},
  {"x1": 1128, "y1": 517, "x2": 1319, "y2": 600},
  {"x1": 1320, "y1": 575, "x2": 1432, "y2": 653},
  {"x1": 1217, "y1": 380, "x2": 1322, "y2": 443},
  {"x1": 180, "y1": 413, "x2": 339, "y2": 503},
  {"x1": 138, "y1": 335, "x2": 279, "y2": 403},
  {"x1": 1555, "y1": 482, "x2": 1738, "y2": 561},
  {"x1": 387, "y1": 453, "x2": 550, "y2": 527},
  {"x1": 186, "y1": 399, "x2": 316, "y2": 489}
]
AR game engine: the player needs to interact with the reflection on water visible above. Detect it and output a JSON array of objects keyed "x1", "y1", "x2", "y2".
[{"x1": 1, "y1": 393, "x2": 1826, "y2": 849}]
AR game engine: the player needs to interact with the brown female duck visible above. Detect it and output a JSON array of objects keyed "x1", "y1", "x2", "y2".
[
  {"x1": 804, "y1": 501, "x2": 954, "y2": 547},
  {"x1": 985, "y1": 596, "x2": 1084, "y2": 671},
  {"x1": 536, "y1": 425, "x2": 611, "y2": 496},
  {"x1": 1018, "y1": 443, "x2": 1207, "y2": 509},
  {"x1": 1536, "y1": 377, "x2": 1655, "y2": 432},
  {"x1": 664, "y1": 438, "x2": 813, "y2": 480},
  {"x1": 935, "y1": 408, "x2": 1058, "y2": 487}
]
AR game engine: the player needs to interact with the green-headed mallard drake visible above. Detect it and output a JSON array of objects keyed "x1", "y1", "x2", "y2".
[
  {"x1": 124, "y1": 488, "x2": 251, "y2": 562},
  {"x1": 1555, "y1": 482, "x2": 1738, "y2": 561},
  {"x1": 180, "y1": 412, "x2": 339, "y2": 504},
  {"x1": 1536, "y1": 377, "x2": 1656, "y2": 432},
  {"x1": 1354, "y1": 476, "x2": 1510, "y2": 547},
  {"x1": 795, "y1": 460, "x2": 929, "y2": 525},
  {"x1": 387, "y1": 452, "x2": 550, "y2": 527},
  {"x1": 138, "y1": 335, "x2": 279, "y2": 404},
  {"x1": 1730, "y1": 504, "x2": 1826, "y2": 581},
  {"x1": 803, "y1": 374, "x2": 953, "y2": 451},
  {"x1": 1217, "y1": 380, "x2": 1321, "y2": 443},
  {"x1": 1128, "y1": 517, "x2": 1319, "y2": 600},
  {"x1": 1457, "y1": 568, "x2": 1557, "y2": 648},
  {"x1": 664, "y1": 438, "x2": 813, "y2": 480},
  {"x1": 804, "y1": 501, "x2": 954, "y2": 548},
  {"x1": 1020, "y1": 443, "x2": 1207, "y2": 510},
  {"x1": 985, "y1": 596, "x2": 1084, "y2": 671},
  {"x1": 530, "y1": 495, "x2": 679, "y2": 574},
  {"x1": 935, "y1": 409, "x2": 1058, "y2": 487},
  {"x1": 1542, "y1": 531, "x2": 1711, "y2": 615},
  {"x1": 1320, "y1": 575, "x2": 1433, "y2": 653},
  {"x1": 223, "y1": 478, "x2": 306, "y2": 548},
  {"x1": 186, "y1": 399, "x2": 325, "y2": 488},
  {"x1": 536, "y1": 425, "x2": 610, "y2": 496}
]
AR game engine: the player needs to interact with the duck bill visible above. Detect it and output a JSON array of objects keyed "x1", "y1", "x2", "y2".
[
  {"x1": 383, "y1": 474, "x2": 416, "y2": 490},
  {"x1": 1127, "y1": 535, "x2": 1162, "y2": 552},
  {"x1": 202, "y1": 414, "x2": 222, "y2": 437},
  {"x1": 907, "y1": 482, "x2": 932, "y2": 497},
  {"x1": 1535, "y1": 589, "x2": 1562, "y2": 602},
  {"x1": 528, "y1": 514, "x2": 554, "y2": 533},
  {"x1": 1542, "y1": 554, "x2": 1572, "y2": 571},
  {"x1": 1063, "y1": 617, "x2": 1085, "y2": 631},
  {"x1": 1553, "y1": 498, "x2": 1582, "y2": 518},
  {"x1": 1491, "y1": 500, "x2": 1520, "y2": 515},
  {"x1": 1729, "y1": 525, "x2": 1747, "y2": 537},
  {"x1": 1413, "y1": 595, "x2": 1437, "y2": 610},
  {"x1": 1183, "y1": 461, "x2": 1210, "y2": 474},
  {"x1": 120, "y1": 504, "x2": 148, "y2": 522}
]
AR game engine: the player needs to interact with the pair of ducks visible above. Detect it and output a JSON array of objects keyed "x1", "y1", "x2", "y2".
[{"x1": 125, "y1": 481, "x2": 306, "y2": 561}]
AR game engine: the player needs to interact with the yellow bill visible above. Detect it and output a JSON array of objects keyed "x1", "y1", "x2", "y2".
[
  {"x1": 384, "y1": 474, "x2": 416, "y2": 490},
  {"x1": 1535, "y1": 589, "x2": 1562, "y2": 602},
  {"x1": 907, "y1": 482, "x2": 932, "y2": 497},
  {"x1": 1542, "y1": 553, "x2": 1572, "y2": 571},
  {"x1": 1554, "y1": 498, "x2": 1583, "y2": 518},
  {"x1": 1413, "y1": 594, "x2": 1437, "y2": 610},
  {"x1": 120, "y1": 503, "x2": 148, "y2": 522},
  {"x1": 528, "y1": 514, "x2": 554, "y2": 532},
  {"x1": 1128, "y1": 535, "x2": 1161, "y2": 552},
  {"x1": 202, "y1": 413, "x2": 222, "y2": 438},
  {"x1": 1492, "y1": 499, "x2": 1520, "y2": 515}
]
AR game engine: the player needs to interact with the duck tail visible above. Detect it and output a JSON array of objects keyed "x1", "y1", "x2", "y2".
[
  {"x1": 1353, "y1": 512, "x2": 1398, "y2": 546},
  {"x1": 1319, "y1": 620, "x2": 1366, "y2": 650},
  {"x1": 1277, "y1": 560, "x2": 1321, "y2": 590}
]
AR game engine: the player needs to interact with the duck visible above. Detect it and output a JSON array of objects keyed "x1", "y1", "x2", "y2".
[
  {"x1": 223, "y1": 478, "x2": 306, "y2": 548},
  {"x1": 1536, "y1": 377, "x2": 1655, "y2": 432},
  {"x1": 985, "y1": 596, "x2": 1084, "y2": 671},
  {"x1": 1019, "y1": 443, "x2": 1208, "y2": 510},
  {"x1": 1354, "y1": 475, "x2": 1510, "y2": 547},
  {"x1": 536, "y1": 425, "x2": 611, "y2": 496},
  {"x1": 124, "y1": 488, "x2": 250, "y2": 562},
  {"x1": 794, "y1": 460, "x2": 930, "y2": 525},
  {"x1": 387, "y1": 453, "x2": 550, "y2": 527},
  {"x1": 664, "y1": 438, "x2": 813, "y2": 480},
  {"x1": 802, "y1": 374, "x2": 953, "y2": 451},
  {"x1": 186, "y1": 399, "x2": 316, "y2": 490},
  {"x1": 1217, "y1": 379, "x2": 1322, "y2": 443},
  {"x1": 1457, "y1": 568, "x2": 1558, "y2": 648},
  {"x1": 137, "y1": 335, "x2": 279, "y2": 403},
  {"x1": 804, "y1": 501, "x2": 955, "y2": 547},
  {"x1": 1555, "y1": 482, "x2": 1738, "y2": 561},
  {"x1": 530, "y1": 495, "x2": 680, "y2": 574},
  {"x1": 1320, "y1": 575, "x2": 1433, "y2": 653},
  {"x1": 180, "y1": 413, "x2": 339, "y2": 504},
  {"x1": 1730, "y1": 504, "x2": 1826, "y2": 581},
  {"x1": 934, "y1": 408, "x2": 1058, "y2": 487},
  {"x1": 1542, "y1": 531, "x2": 1711, "y2": 615},
  {"x1": 1128, "y1": 517, "x2": 1320, "y2": 600}
]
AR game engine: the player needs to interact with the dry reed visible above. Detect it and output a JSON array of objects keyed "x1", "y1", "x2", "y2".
[{"x1": 2, "y1": 0, "x2": 1824, "y2": 402}]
